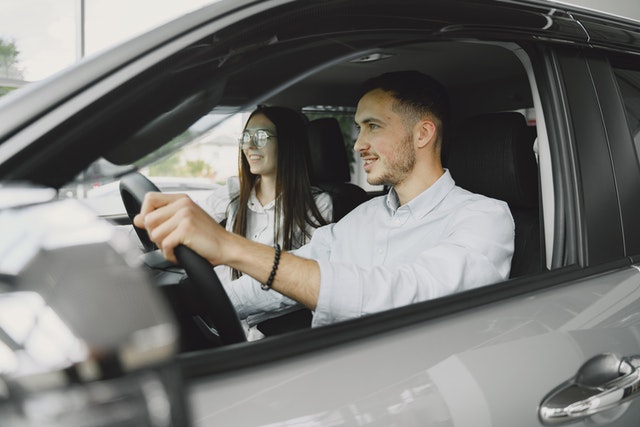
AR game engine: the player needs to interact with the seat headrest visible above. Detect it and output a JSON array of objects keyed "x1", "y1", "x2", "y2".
[
  {"x1": 307, "y1": 118, "x2": 351, "y2": 184},
  {"x1": 446, "y1": 112, "x2": 538, "y2": 209}
]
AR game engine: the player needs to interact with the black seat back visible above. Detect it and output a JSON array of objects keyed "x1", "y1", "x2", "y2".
[
  {"x1": 307, "y1": 117, "x2": 369, "y2": 221},
  {"x1": 256, "y1": 118, "x2": 369, "y2": 336},
  {"x1": 445, "y1": 112, "x2": 542, "y2": 278}
]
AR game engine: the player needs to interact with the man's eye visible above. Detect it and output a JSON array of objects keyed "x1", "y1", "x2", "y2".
[{"x1": 369, "y1": 123, "x2": 379, "y2": 130}]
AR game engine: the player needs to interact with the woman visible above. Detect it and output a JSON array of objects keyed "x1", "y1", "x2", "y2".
[
  {"x1": 199, "y1": 105, "x2": 333, "y2": 281},
  {"x1": 199, "y1": 106, "x2": 332, "y2": 339}
]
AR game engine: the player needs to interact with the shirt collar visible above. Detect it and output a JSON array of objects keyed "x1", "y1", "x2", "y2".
[
  {"x1": 385, "y1": 169, "x2": 456, "y2": 217},
  {"x1": 248, "y1": 186, "x2": 276, "y2": 212}
]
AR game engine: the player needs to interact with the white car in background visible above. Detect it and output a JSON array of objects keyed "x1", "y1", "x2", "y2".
[{"x1": 83, "y1": 176, "x2": 219, "y2": 216}]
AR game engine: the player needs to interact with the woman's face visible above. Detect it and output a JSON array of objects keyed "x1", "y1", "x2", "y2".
[{"x1": 242, "y1": 113, "x2": 278, "y2": 177}]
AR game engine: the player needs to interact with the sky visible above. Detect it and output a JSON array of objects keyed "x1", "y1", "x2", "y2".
[{"x1": 0, "y1": 0, "x2": 218, "y2": 81}]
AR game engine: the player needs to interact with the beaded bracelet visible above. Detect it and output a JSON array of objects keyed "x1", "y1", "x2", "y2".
[{"x1": 261, "y1": 243, "x2": 281, "y2": 290}]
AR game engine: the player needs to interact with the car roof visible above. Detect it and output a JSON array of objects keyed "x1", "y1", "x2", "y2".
[{"x1": 544, "y1": 0, "x2": 640, "y2": 24}]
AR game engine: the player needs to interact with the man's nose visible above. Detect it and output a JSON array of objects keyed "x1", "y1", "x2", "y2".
[{"x1": 353, "y1": 133, "x2": 368, "y2": 152}]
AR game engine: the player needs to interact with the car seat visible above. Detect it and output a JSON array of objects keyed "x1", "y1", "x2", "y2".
[
  {"x1": 256, "y1": 117, "x2": 369, "y2": 337},
  {"x1": 306, "y1": 117, "x2": 369, "y2": 221},
  {"x1": 445, "y1": 111, "x2": 543, "y2": 278}
]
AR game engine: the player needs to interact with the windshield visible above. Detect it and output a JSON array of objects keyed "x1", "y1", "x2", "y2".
[{"x1": 62, "y1": 110, "x2": 251, "y2": 216}]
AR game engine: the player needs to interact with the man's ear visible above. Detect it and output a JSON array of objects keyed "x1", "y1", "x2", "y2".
[{"x1": 415, "y1": 119, "x2": 437, "y2": 149}]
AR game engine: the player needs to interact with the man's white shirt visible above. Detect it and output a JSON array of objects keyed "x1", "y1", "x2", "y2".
[{"x1": 223, "y1": 170, "x2": 515, "y2": 327}]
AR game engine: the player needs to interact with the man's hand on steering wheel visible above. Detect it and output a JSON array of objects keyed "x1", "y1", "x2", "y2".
[{"x1": 120, "y1": 172, "x2": 246, "y2": 345}]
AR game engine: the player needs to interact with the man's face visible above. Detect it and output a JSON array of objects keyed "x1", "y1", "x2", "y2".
[{"x1": 354, "y1": 89, "x2": 415, "y2": 187}]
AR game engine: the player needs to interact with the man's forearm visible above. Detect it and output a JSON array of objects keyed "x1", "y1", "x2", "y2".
[{"x1": 221, "y1": 232, "x2": 321, "y2": 309}]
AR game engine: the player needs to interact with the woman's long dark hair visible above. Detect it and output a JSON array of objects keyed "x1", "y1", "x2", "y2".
[{"x1": 231, "y1": 106, "x2": 329, "y2": 278}]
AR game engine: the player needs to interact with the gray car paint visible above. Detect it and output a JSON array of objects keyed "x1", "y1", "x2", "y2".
[{"x1": 189, "y1": 266, "x2": 640, "y2": 426}]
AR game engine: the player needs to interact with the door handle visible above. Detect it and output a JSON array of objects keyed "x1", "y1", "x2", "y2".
[{"x1": 539, "y1": 353, "x2": 640, "y2": 425}]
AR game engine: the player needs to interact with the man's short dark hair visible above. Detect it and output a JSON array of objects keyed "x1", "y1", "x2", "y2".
[{"x1": 359, "y1": 70, "x2": 450, "y2": 134}]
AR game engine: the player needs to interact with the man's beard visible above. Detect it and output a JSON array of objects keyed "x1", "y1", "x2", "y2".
[{"x1": 367, "y1": 132, "x2": 415, "y2": 187}]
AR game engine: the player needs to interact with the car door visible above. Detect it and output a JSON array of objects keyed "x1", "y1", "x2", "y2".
[
  {"x1": 186, "y1": 265, "x2": 640, "y2": 426},
  {"x1": 180, "y1": 5, "x2": 640, "y2": 427}
]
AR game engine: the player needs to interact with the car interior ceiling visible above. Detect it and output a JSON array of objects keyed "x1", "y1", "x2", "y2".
[
  {"x1": 108, "y1": 36, "x2": 539, "y2": 216},
  {"x1": 87, "y1": 38, "x2": 529, "y2": 172}
]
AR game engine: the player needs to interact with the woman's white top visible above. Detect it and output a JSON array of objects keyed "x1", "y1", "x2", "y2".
[
  {"x1": 197, "y1": 176, "x2": 333, "y2": 339},
  {"x1": 197, "y1": 176, "x2": 333, "y2": 282}
]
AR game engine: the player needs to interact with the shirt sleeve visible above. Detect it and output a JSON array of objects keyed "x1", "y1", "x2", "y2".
[
  {"x1": 220, "y1": 228, "x2": 333, "y2": 324},
  {"x1": 313, "y1": 190, "x2": 334, "y2": 223},
  {"x1": 312, "y1": 198, "x2": 514, "y2": 327},
  {"x1": 196, "y1": 176, "x2": 239, "y2": 223},
  {"x1": 222, "y1": 269, "x2": 302, "y2": 323}
]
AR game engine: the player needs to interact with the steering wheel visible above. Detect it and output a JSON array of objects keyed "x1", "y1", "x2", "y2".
[{"x1": 119, "y1": 172, "x2": 246, "y2": 345}]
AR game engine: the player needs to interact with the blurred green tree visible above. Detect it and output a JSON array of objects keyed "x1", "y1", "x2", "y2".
[
  {"x1": 148, "y1": 153, "x2": 214, "y2": 179},
  {"x1": 0, "y1": 37, "x2": 24, "y2": 97}
]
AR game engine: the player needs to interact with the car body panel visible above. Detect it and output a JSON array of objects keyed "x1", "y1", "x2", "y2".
[
  {"x1": 546, "y1": 0, "x2": 640, "y2": 26},
  {"x1": 188, "y1": 266, "x2": 640, "y2": 426}
]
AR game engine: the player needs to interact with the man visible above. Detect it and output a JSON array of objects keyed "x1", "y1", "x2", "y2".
[{"x1": 134, "y1": 71, "x2": 514, "y2": 327}]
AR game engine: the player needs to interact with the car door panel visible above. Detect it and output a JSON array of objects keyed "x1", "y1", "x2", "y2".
[{"x1": 188, "y1": 266, "x2": 640, "y2": 426}]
